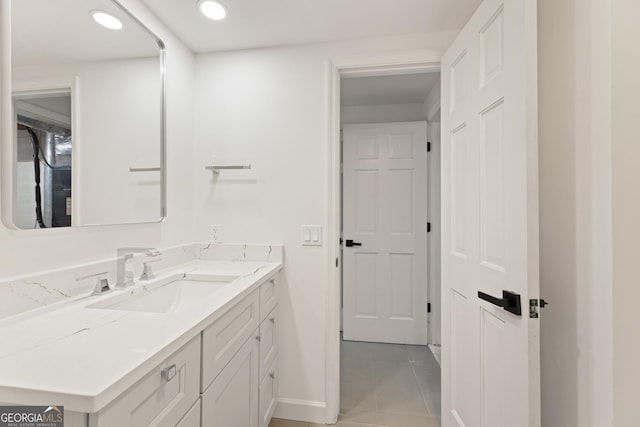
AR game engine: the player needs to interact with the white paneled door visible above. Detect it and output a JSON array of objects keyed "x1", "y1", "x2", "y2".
[
  {"x1": 342, "y1": 122, "x2": 428, "y2": 345},
  {"x1": 441, "y1": 0, "x2": 540, "y2": 426}
]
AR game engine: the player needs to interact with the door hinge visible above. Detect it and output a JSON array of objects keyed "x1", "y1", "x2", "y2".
[
  {"x1": 427, "y1": 302, "x2": 431, "y2": 313},
  {"x1": 427, "y1": 222, "x2": 431, "y2": 233},
  {"x1": 336, "y1": 257, "x2": 339, "y2": 268},
  {"x1": 427, "y1": 142, "x2": 431, "y2": 152}
]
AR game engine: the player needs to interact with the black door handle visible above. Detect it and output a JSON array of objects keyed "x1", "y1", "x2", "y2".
[
  {"x1": 478, "y1": 290, "x2": 522, "y2": 316},
  {"x1": 345, "y1": 239, "x2": 362, "y2": 247}
]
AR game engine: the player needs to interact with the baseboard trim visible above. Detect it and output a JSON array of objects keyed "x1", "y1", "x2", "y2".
[
  {"x1": 428, "y1": 343, "x2": 442, "y2": 367},
  {"x1": 273, "y1": 397, "x2": 327, "y2": 423}
]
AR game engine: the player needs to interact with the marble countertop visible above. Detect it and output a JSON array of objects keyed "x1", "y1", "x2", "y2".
[{"x1": 0, "y1": 259, "x2": 282, "y2": 413}]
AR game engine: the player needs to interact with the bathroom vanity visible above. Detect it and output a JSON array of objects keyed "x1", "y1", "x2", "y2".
[{"x1": 0, "y1": 244, "x2": 282, "y2": 427}]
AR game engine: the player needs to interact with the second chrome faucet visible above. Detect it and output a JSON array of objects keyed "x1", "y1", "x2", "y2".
[{"x1": 115, "y1": 247, "x2": 161, "y2": 288}]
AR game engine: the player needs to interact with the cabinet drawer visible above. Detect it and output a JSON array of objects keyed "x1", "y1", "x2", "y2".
[
  {"x1": 202, "y1": 334, "x2": 259, "y2": 427},
  {"x1": 176, "y1": 399, "x2": 200, "y2": 427},
  {"x1": 89, "y1": 336, "x2": 200, "y2": 427},
  {"x1": 259, "y1": 306, "x2": 278, "y2": 381},
  {"x1": 258, "y1": 357, "x2": 278, "y2": 427},
  {"x1": 202, "y1": 289, "x2": 259, "y2": 392},
  {"x1": 259, "y1": 274, "x2": 278, "y2": 322}
]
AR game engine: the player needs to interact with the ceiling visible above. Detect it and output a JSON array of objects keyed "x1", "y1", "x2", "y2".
[
  {"x1": 139, "y1": 0, "x2": 482, "y2": 53},
  {"x1": 341, "y1": 73, "x2": 440, "y2": 107},
  {"x1": 12, "y1": 0, "x2": 160, "y2": 66}
]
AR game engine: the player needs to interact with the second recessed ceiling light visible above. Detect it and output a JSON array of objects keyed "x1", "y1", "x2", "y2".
[
  {"x1": 90, "y1": 10, "x2": 123, "y2": 30},
  {"x1": 198, "y1": 0, "x2": 227, "y2": 21}
]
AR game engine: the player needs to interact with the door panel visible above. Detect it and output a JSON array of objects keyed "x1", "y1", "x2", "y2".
[
  {"x1": 343, "y1": 122, "x2": 428, "y2": 345},
  {"x1": 354, "y1": 253, "x2": 377, "y2": 317},
  {"x1": 450, "y1": 290, "x2": 479, "y2": 426},
  {"x1": 441, "y1": 0, "x2": 540, "y2": 426},
  {"x1": 201, "y1": 336, "x2": 259, "y2": 427},
  {"x1": 355, "y1": 170, "x2": 378, "y2": 232}
]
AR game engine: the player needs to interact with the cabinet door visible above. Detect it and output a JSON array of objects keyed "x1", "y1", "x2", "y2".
[
  {"x1": 259, "y1": 306, "x2": 278, "y2": 381},
  {"x1": 259, "y1": 274, "x2": 278, "y2": 322},
  {"x1": 89, "y1": 336, "x2": 200, "y2": 427},
  {"x1": 258, "y1": 357, "x2": 278, "y2": 427},
  {"x1": 202, "y1": 290, "x2": 259, "y2": 391},
  {"x1": 202, "y1": 334, "x2": 259, "y2": 427},
  {"x1": 176, "y1": 399, "x2": 201, "y2": 427}
]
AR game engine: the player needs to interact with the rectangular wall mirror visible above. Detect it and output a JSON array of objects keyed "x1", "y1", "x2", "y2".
[{"x1": 6, "y1": 0, "x2": 165, "y2": 229}]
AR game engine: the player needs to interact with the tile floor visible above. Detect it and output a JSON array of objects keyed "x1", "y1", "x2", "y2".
[{"x1": 270, "y1": 340, "x2": 441, "y2": 427}]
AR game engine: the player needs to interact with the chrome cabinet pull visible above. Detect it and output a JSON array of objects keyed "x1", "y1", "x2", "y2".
[
  {"x1": 162, "y1": 364, "x2": 177, "y2": 382},
  {"x1": 256, "y1": 335, "x2": 262, "y2": 342},
  {"x1": 269, "y1": 372, "x2": 275, "y2": 379}
]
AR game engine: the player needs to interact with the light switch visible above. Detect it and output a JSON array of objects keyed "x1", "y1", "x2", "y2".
[{"x1": 301, "y1": 225, "x2": 322, "y2": 246}]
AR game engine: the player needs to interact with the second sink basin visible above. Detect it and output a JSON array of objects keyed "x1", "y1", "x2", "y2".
[{"x1": 87, "y1": 276, "x2": 238, "y2": 314}]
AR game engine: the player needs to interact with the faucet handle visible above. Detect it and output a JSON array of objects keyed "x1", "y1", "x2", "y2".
[
  {"x1": 140, "y1": 259, "x2": 163, "y2": 281},
  {"x1": 146, "y1": 248, "x2": 162, "y2": 257},
  {"x1": 76, "y1": 271, "x2": 108, "y2": 281},
  {"x1": 117, "y1": 247, "x2": 162, "y2": 258},
  {"x1": 77, "y1": 271, "x2": 110, "y2": 295}
]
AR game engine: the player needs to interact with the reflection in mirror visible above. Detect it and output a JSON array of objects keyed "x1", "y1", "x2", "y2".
[
  {"x1": 9, "y1": 0, "x2": 165, "y2": 229},
  {"x1": 15, "y1": 91, "x2": 72, "y2": 228}
]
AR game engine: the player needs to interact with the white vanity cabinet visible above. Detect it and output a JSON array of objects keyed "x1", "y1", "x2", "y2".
[
  {"x1": 259, "y1": 307, "x2": 278, "y2": 380},
  {"x1": 200, "y1": 288, "x2": 261, "y2": 427},
  {"x1": 89, "y1": 336, "x2": 201, "y2": 427},
  {"x1": 201, "y1": 332, "x2": 260, "y2": 427},
  {"x1": 259, "y1": 358, "x2": 279, "y2": 427},
  {"x1": 177, "y1": 400, "x2": 201, "y2": 427},
  {"x1": 201, "y1": 273, "x2": 279, "y2": 427},
  {"x1": 71, "y1": 271, "x2": 280, "y2": 427},
  {"x1": 258, "y1": 275, "x2": 279, "y2": 427},
  {"x1": 258, "y1": 306, "x2": 279, "y2": 427},
  {"x1": 259, "y1": 275, "x2": 278, "y2": 322},
  {"x1": 201, "y1": 289, "x2": 260, "y2": 390}
]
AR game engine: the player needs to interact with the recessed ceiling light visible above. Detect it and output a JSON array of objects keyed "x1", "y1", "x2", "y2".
[
  {"x1": 90, "y1": 10, "x2": 123, "y2": 30},
  {"x1": 198, "y1": 0, "x2": 227, "y2": 21}
]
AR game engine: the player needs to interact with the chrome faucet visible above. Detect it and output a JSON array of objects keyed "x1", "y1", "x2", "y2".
[{"x1": 115, "y1": 247, "x2": 161, "y2": 288}]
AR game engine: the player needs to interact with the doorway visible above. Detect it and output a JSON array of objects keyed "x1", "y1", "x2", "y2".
[{"x1": 333, "y1": 67, "x2": 442, "y2": 425}]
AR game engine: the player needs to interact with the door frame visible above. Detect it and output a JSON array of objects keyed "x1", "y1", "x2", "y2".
[{"x1": 325, "y1": 51, "x2": 442, "y2": 423}]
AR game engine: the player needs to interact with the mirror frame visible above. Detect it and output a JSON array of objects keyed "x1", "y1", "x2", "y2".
[{"x1": 0, "y1": 0, "x2": 167, "y2": 230}]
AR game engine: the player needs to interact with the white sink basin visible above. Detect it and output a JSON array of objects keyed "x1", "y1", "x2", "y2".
[{"x1": 87, "y1": 276, "x2": 238, "y2": 313}]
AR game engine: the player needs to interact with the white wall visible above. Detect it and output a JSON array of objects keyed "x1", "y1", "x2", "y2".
[
  {"x1": 0, "y1": 0, "x2": 196, "y2": 279},
  {"x1": 538, "y1": 0, "x2": 613, "y2": 426},
  {"x1": 611, "y1": 1, "x2": 640, "y2": 425},
  {"x1": 192, "y1": 31, "x2": 456, "y2": 420},
  {"x1": 423, "y1": 75, "x2": 441, "y2": 121},
  {"x1": 341, "y1": 103, "x2": 426, "y2": 124}
]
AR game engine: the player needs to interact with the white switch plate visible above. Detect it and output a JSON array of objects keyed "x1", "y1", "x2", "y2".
[{"x1": 301, "y1": 225, "x2": 322, "y2": 246}]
